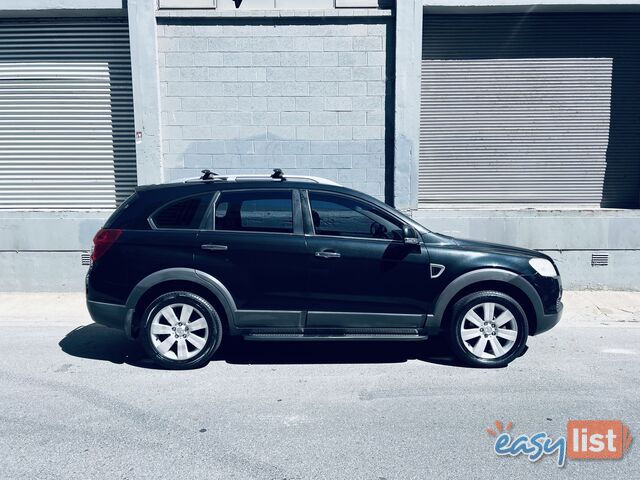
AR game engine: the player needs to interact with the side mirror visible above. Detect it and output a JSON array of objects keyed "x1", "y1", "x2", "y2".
[{"x1": 402, "y1": 225, "x2": 419, "y2": 245}]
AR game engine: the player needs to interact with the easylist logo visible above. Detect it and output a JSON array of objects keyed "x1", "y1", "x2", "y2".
[
  {"x1": 567, "y1": 420, "x2": 632, "y2": 460},
  {"x1": 488, "y1": 419, "x2": 633, "y2": 466}
]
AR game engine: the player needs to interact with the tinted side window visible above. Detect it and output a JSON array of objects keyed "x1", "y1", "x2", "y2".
[
  {"x1": 309, "y1": 192, "x2": 403, "y2": 240},
  {"x1": 215, "y1": 190, "x2": 293, "y2": 234},
  {"x1": 152, "y1": 194, "x2": 212, "y2": 229}
]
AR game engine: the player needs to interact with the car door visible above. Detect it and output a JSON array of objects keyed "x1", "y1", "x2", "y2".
[
  {"x1": 195, "y1": 188, "x2": 308, "y2": 330},
  {"x1": 302, "y1": 190, "x2": 431, "y2": 330}
]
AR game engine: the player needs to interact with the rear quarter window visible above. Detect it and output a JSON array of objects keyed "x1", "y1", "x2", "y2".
[{"x1": 151, "y1": 194, "x2": 213, "y2": 229}]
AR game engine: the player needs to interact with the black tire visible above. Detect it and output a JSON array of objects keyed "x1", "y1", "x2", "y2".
[
  {"x1": 140, "y1": 291, "x2": 223, "y2": 370},
  {"x1": 449, "y1": 290, "x2": 528, "y2": 368}
]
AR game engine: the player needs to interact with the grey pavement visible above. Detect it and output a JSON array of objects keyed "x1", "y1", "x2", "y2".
[{"x1": 0, "y1": 291, "x2": 638, "y2": 479}]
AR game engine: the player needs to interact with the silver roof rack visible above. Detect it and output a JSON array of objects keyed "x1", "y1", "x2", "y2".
[{"x1": 183, "y1": 169, "x2": 341, "y2": 186}]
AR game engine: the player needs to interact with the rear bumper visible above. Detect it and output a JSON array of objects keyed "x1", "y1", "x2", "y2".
[
  {"x1": 534, "y1": 300, "x2": 563, "y2": 335},
  {"x1": 86, "y1": 299, "x2": 134, "y2": 337}
]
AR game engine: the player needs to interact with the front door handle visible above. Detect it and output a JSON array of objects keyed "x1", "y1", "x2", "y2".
[
  {"x1": 315, "y1": 250, "x2": 341, "y2": 259},
  {"x1": 201, "y1": 244, "x2": 228, "y2": 251}
]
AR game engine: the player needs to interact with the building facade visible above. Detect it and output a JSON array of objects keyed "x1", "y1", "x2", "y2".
[{"x1": 0, "y1": 0, "x2": 639, "y2": 290}]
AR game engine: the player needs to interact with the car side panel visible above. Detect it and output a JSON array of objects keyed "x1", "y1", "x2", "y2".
[
  {"x1": 423, "y1": 245, "x2": 561, "y2": 335},
  {"x1": 86, "y1": 229, "x2": 199, "y2": 305},
  {"x1": 195, "y1": 230, "x2": 309, "y2": 313},
  {"x1": 424, "y1": 245, "x2": 531, "y2": 302},
  {"x1": 304, "y1": 236, "x2": 431, "y2": 317}
]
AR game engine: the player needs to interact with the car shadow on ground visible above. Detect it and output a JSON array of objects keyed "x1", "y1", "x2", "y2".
[{"x1": 59, "y1": 324, "x2": 474, "y2": 369}]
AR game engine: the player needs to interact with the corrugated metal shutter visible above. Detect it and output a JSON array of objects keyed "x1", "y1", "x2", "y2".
[
  {"x1": 0, "y1": 17, "x2": 136, "y2": 210},
  {"x1": 420, "y1": 13, "x2": 640, "y2": 206}
]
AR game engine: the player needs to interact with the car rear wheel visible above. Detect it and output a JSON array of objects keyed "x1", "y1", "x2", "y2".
[
  {"x1": 140, "y1": 291, "x2": 222, "y2": 369},
  {"x1": 449, "y1": 290, "x2": 528, "y2": 368}
]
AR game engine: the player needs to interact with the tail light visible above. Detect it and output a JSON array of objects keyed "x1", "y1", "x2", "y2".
[{"x1": 91, "y1": 228, "x2": 122, "y2": 263}]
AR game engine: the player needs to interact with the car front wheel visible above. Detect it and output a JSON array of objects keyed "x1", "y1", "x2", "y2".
[
  {"x1": 140, "y1": 291, "x2": 223, "y2": 369},
  {"x1": 449, "y1": 290, "x2": 529, "y2": 368}
]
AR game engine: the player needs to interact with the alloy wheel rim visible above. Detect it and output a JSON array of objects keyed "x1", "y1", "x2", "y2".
[
  {"x1": 150, "y1": 303, "x2": 209, "y2": 361},
  {"x1": 460, "y1": 302, "x2": 518, "y2": 360}
]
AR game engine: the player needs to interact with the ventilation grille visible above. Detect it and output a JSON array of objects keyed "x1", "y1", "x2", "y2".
[
  {"x1": 81, "y1": 252, "x2": 91, "y2": 266},
  {"x1": 430, "y1": 264, "x2": 445, "y2": 278},
  {"x1": 591, "y1": 253, "x2": 609, "y2": 267}
]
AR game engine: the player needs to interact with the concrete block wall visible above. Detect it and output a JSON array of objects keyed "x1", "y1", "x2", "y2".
[{"x1": 157, "y1": 19, "x2": 390, "y2": 199}]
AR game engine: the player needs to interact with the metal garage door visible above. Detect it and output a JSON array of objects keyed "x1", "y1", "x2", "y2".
[
  {"x1": 420, "y1": 13, "x2": 640, "y2": 206},
  {"x1": 0, "y1": 17, "x2": 136, "y2": 210}
]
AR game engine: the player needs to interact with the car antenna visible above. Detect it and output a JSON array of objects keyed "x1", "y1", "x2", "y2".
[
  {"x1": 200, "y1": 169, "x2": 217, "y2": 180},
  {"x1": 271, "y1": 168, "x2": 286, "y2": 181}
]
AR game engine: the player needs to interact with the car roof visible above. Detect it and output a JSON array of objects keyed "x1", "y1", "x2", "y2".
[
  {"x1": 136, "y1": 173, "x2": 342, "y2": 193},
  {"x1": 112, "y1": 173, "x2": 429, "y2": 234},
  {"x1": 136, "y1": 180, "x2": 355, "y2": 198}
]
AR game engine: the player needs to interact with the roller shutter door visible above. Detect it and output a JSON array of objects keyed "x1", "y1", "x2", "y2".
[
  {"x1": 0, "y1": 17, "x2": 136, "y2": 210},
  {"x1": 420, "y1": 13, "x2": 640, "y2": 206}
]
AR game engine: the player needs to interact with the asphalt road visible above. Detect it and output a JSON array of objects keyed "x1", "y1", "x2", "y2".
[{"x1": 1, "y1": 293, "x2": 638, "y2": 479}]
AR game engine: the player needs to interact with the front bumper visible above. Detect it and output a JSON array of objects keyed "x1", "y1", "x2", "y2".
[
  {"x1": 86, "y1": 299, "x2": 134, "y2": 337},
  {"x1": 534, "y1": 300, "x2": 563, "y2": 335}
]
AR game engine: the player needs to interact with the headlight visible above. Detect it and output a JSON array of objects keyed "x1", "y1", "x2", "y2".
[{"x1": 529, "y1": 258, "x2": 557, "y2": 277}]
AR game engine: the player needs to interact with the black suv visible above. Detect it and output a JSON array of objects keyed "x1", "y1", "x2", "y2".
[{"x1": 86, "y1": 170, "x2": 562, "y2": 369}]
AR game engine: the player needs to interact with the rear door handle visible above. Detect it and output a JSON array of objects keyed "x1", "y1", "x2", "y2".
[
  {"x1": 315, "y1": 250, "x2": 341, "y2": 259},
  {"x1": 201, "y1": 244, "x2": 228, "y2": 251}
]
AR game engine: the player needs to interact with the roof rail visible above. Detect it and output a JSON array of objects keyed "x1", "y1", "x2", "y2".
[
  {"x1": 271, "y1": 168, "x2": 285, "y2": 181},
  {"x1": 183, "y1": 168, "x2": 341, "y2": 186},
  {"x1": 200, "y1": 169, "x2": 217, "y2": 180}
]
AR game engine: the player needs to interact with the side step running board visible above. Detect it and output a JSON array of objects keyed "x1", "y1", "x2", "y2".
[{"x1": 244, "y1": 333, "x2": 428, "y2": 341}]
